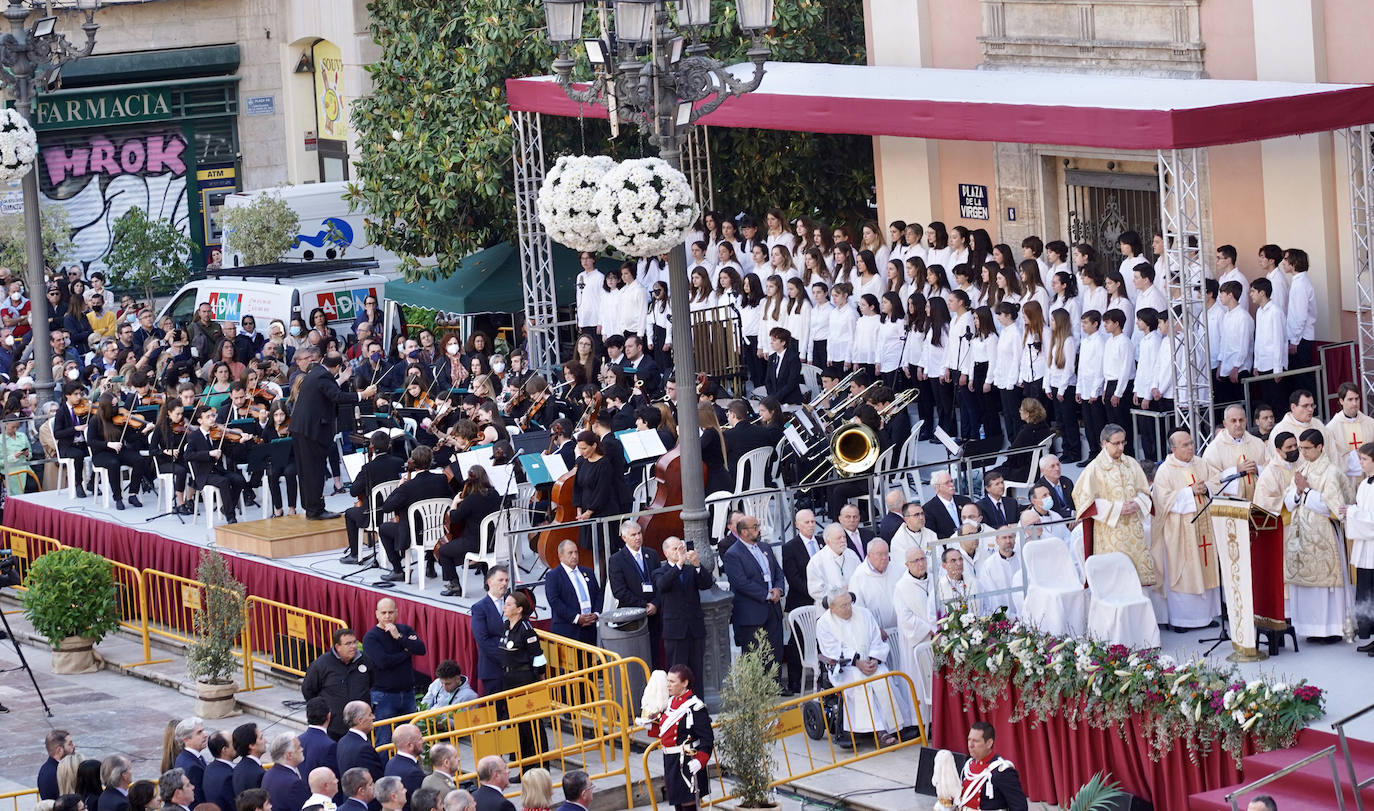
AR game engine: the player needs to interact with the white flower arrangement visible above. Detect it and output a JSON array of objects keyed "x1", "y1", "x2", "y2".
[
  {"x1": 0, "y1": 109, "x2": 38, "y2": 183},
  {"x1": 536, "y1": 154, "x2": 617, "y2": 252},
  {"x1": 592, "y1": 157, "x2": 698, "y2": 258}
]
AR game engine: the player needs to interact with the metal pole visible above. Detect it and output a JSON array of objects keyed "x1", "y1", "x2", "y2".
[{"x1": 15, "y1": 93, "x2": 53, "y2": 402}]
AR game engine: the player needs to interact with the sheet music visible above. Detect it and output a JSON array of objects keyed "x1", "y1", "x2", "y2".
[
  {"x1": 617, "y1": 429, "x2": 667, "y2": 462},
  {"x1": 482, "y1": 463, "x2": 515, "y2": 495},
  {"x1": 342, "y1": 450, "x2": 368, "y2": 481},
  {"x1": 933, "y1": 426, "x2": 962, "y2": 456},
  {"x1": 542, "y1": 452, "x2": 569, "y2": 479},
  {"x1": 456, "y1": 445, "x2": 496, "y2": 477},
  {"x1": 783, "y1": 423, "x2": 810, "y2": 455}
]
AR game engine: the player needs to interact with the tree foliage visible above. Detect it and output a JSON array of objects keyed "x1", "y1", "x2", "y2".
[
  {"x1": 718, "y1": 628, "x2": 783, "y2": 808},
  {"x1": 0, "y1": 203, "x2": 73, "y2": 276},
  {"x1": 221, "y1": 192, "x2": 302, "y2": 267},
  {"x1": 186, "y1": 550, "x2": 246, "y2": 685},
  {"x1": 351, "y1": 0, "x2": 870, "y2": 281},
  {"x1": 105, "y1": 206, "x2": 196, "y2": 302}
]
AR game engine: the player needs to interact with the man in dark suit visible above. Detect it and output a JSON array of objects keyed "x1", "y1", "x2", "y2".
[
  {"x1": 338, "y1": 768, "x2": 377, "y2": 811},
  {"x1": 977, "y1": 471, "x2": 1022, "y2": 529},
  {"x1": 835, "y1": 504, "x2": 875, "y2": 559},
  {"x1": 763, "y1": 327, "x2": 804, "y2": 405},
  {"x1": 185, "y1": 406, "x2": 247, "y2": 523},
  {"x1": 37, "y1": 729, "x2": 73, "y2": 800},
  {"x1": 722, "y1": 401, "x2": 773, "y2": 479},
  {"x1": 546, "y1": 540, "x2": 602, "y2": 644},
  {"x1": 376, "y1": 445, "x2": 451, "y2": 582},
  {"x1": 336, "y1": 701, "x2": 387, "y2": 781},
  {"x1": 554, "y1": 770, "x2": 593, "y2": 811},
  {"x1": 53, "y1": 381, "x2": 91, "y2": 497},
  {"x1": 291, "y1": 347, "x2": 377, "y2": 520},
  {"x1": 299, "y1": 697, "x2": 339, "y2": 775},
  {"x1": 781, "y1": 509, "x2": 822, "y2": 694},
  {"x1": 470, "y1": 565, "x2": 510, "y2": 696},
  {"x1": 654, "y1": 536, "x2": 713, "y2": 687},
  {"x1": 716, "y1": 509, "x2": 745, "y2": 560},
  {"x1": 171, "y1": 718, "x2": 208, "y2": 805},
  {"x1": 869, "y1": 386, "x2": 912, "y2": 453},
  {"x1": 383, "y1": 725, "x2": 426, "y2": 811},
  {"x1": 158, "y1": 766, "x2": 197, "y2": 811},
  {"x1": 877, "y1": 490, "x2": 906, "y2": 542},
  {"x1": 1034, "y1": 455, "x2": 1076, "y2": 516},
  {"x1": 261, "y1": 734, "x2": 311, "y2": 811},
  {"x1": 607, "y1": 521, "x2": 662, "y2": 668},
  {"x1": 473, "y1": 756, "x2": 516, "y2": 811},
  {"x1": 97, "y1": 755, "x2": 132, "y2": 811},
  {"x1": 231, "y1": 723, "x2": 267, "y2": 796},
  {"x1": 623, "y1": 335, "x2": 661, "y2": 397},
  {"x1": 922, "y1": 471, "x2": 973, "y2": 539},
  {"x1": 202, "y1": 733, "x2": 236, "y2": 811},
  {"x1": 722, "y1": 515, "x2": 786, "y2": 686},
  {"x1": 342, "y1": 431, "x2": 407, "y2": 564}
]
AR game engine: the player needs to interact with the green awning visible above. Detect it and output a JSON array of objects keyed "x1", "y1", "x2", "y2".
[{"x1": 386, "y1": 242, "x2": 616, "y2": 316}]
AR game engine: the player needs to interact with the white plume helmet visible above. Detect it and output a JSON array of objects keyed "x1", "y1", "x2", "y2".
[
  {"x1": 639, "y1": 669, "x2": 670, "y2": 721},
  {"x1": 932, "y1": 749, "x2": 962, "y2": 808}
]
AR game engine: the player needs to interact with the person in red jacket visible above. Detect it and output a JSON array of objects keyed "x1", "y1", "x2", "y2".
[{"x1": 647, "y1": 665, "x2": 713, "y2": 811}]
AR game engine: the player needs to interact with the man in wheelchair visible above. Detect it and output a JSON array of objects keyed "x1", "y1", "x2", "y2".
[{"x1": 809, "y1": 590, "x2": 916, "y2": 749}]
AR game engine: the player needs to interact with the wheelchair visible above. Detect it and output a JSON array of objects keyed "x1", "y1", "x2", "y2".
[{"x1": 802, "y1": 658, "x2": 848, "y2": 742}]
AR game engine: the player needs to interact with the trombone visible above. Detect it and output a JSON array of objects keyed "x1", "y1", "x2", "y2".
[
  {"x1": 797, "y1": 418, "x2": 882, "y2": 490},
  {"x1": 876, "y1": 387, "x2": 919, "y2": 420},
  {"x1": 805, "y1": 368, "x2": 859, "y2": 409},
  {"x1": 819, "y1": 381, "x2": 880, "y2": 422}
]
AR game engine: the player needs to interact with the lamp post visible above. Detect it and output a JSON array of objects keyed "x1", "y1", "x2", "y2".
[
  {"x1": 0, "y1": 0, "x2": 100, "y2": 401},
  {"x1": 540, "y1": 0, "x2": 773, "y2": 706}
]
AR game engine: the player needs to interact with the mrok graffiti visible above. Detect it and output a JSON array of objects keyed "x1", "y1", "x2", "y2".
[{"x1": 38, "y1": 126, "x2": 191, "y2": 275}]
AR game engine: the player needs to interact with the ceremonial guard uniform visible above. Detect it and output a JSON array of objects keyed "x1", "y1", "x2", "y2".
[
  {"x1": 648, "y1": 690, "x2": 713, "y2": 808},
  {"x1": 959, "y1": 751, "x2": 1027, "y2": 810}
]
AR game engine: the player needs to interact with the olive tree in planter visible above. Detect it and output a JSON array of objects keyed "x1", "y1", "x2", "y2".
[
  {"x1": 221, "y1": 191, "x2": 301, "y2": 266},
  {"x1": 186, "y1": 550, "x2": 246, "y2": 719},
  {"x1": 717, "y1": 629, "x2": 783, "y2": 810},
  {"x1": 21, "y1": 548, "x2": 120, "y2": 674},
  {"x1": 104, "y1": 206, "x2": 196, "y2": 303}
]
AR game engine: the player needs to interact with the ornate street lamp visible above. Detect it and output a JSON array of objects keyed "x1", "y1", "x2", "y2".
[
  {"x1": 540, "y1": 0, "x2": 774, "y2": 706},
  {"x1": 0, "y1": 0, "x2": 101, "y2": 400}
]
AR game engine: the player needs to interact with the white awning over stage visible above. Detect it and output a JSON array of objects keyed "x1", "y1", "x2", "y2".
[{"x1": 506, "y1": 61, "x2": 1374, "y2": 149}]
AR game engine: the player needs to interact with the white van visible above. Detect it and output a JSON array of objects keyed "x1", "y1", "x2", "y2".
[{"x1": 157, "y1": 260, "x2": 402, "y2": 340}]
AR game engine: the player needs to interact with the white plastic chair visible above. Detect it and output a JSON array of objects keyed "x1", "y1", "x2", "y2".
[
  {"x1": 733, "y1": 446, "x2": 774, "y2": 534},
  {"x1": 897, "y1": 423, "x2": 924, "y2": 502},
  {"x1": 195, "y1": 485, "x2": 223, "y2": 542},
  {"x1": 707, "y1": 490, "x2": 735, "y2": 540},
  {"x1": 799, "y1": 363, "x2": 820, "y2": 400},
  {"x1": 1001, "y1": 433, "x2": 1055, "y2": 499},
  {"x1": 787, "y1": 605, "x2": 822, "y2": 694},
  {"x1": 1085, "y1": 552, "x2": 1161, "y2": 649},
  {"x1": 155, "y1": 472, "x2": 177, "y2": 513},
  {"x1": 364, "y1": 480, "x2": 402, "y2": 548},
  {"x1": 1021, "y1": 538, "x2": 1088, "y2": 637},
  {"x1": 462, "y1": 510, "x2": 518, "y2": 596},
  {"x1": 858, "y1": 445, "x2": 897, "y2": 518},
  {"x1": 405, "y1": 497, "x2": 452, "y2": 590},
  {"x1": 91, "y1": 467, "x2": 133, "y2": 509}
]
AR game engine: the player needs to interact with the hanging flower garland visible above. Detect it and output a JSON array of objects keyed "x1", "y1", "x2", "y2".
[
  {"x1": 536, "y1": 154, "x2": 617, "y2": 252},
  {"x1": 0, "y1": 109, "x2": 38, "y2": 184},
  {"x1": 592, "y1": 157, "x2": 698, "y2": 258}
]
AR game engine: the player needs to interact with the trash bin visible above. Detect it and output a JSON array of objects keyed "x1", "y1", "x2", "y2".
[{"x1": 599, "y1": 606, "x2": 650, "y2": 715}]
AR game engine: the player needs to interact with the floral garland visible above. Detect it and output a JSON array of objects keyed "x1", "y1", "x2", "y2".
[
  {"x1": 592, "y1": 157, "x2": 698, "y2": 258},
  {"x1": 536, "y1": 154, "x2": 617, "y2": 252},
  {"x1": 934, "y1": 608, "x2": 1325, "y2": 765},
  {"x1": 0, "y1": 109, "x2": 38, "y2": 184}
]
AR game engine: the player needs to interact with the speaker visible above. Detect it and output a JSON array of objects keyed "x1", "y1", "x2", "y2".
[
  {"x1": 1099, "y1": 794, "x2": 1152, "y2": 811},
  {"x1": 271, "y1": 634, "x2": 325, "y2": 678},
  {"x1": 912, "y1": 746, "x2": 969, "y2": 796}
]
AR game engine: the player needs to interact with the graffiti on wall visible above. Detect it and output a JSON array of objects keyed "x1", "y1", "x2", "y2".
[{"x1": 38, "y1": 126, "x2": 191, "y2": 274}]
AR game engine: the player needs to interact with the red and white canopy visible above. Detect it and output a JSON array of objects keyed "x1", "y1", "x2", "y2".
[{"x1": 506, "y1": 61, "x2": 1374, "y2": 149}]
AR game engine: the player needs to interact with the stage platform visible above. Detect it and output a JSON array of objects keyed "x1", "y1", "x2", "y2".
[{"x1": 3, "y1": 490, "x2": 550, "y2": 680}]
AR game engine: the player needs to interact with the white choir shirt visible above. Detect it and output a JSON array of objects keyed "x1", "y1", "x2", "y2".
[
  {"x1": 991, "y1": 322, "x2": 1023, "y2": 390},
  {"x1": 809, "y1": 300, "x2": 833, "y2": 344},
  {"x1": 1285, "y1": 271, "x2": 1317, "y2": 345},
  {"x1": 647, "y1": 303, "x2": 672, "y2": 348},
  {"x1": 1081, "y1": 285, "x2": 1109, "y2": 318},
  {"x1": 1135, "y1": 330, "x2": 1163, "y2": 402},
  {"x1": 1136, "y1": 284, "x2": 1168, "y2": 318},
  {"x1": 1206, "y1": 301, "x2": 1226, "y2": 370},
  {"x1": 1107, "y1": 295, "x2": 1135, "y2": 337},
  {"x1": 876, "y1": 318, "x2": 906, "y2": 373},
  {"x1": 576, "y1": 270, "x2": 604, "y2": 329},
  {"x1": 1046, "y1": 335, "x2": 1078, "y2": 395},
  {"x1": 1050, "y1": 294, "x2": 1082, "y2": 340},
  {"x1": 1102, "y1": 332, "x2": 1136, "y2": 398},
  {"x1": 852, "y1": 313, "x2": 880, "y2": 365},
  {"x1": 920, "y1": 326, "x2": 948, "y2": 375},
  {"x1": 1219, "y1": 268, "x2": 1249, "y2": 307},
  {"x1": 828, "y1": 304, "x2": 858, "y2": 363},
  {"x1": 927, "y1": 246, "x2": 954, "y2": 274},
  {"x1": 598, "y1": 285, "x2": 623, "y2": 336},
  {"x1": 971, "y1": 330, "x2": 998, "y2": 369},
  {"x1": 1218, "y1": 304, "x2": 1255, "y2": 378},
  {"x1": 1017, "y1": 324, "x2": 1050, "y2": 385},
  {"x1": 1158, "y1": 332, "x2": 1179, "y2": 402},
  {"x1": 901, "y1": 323, "x2": 927, "y2": 370},
  {"x1": 1253, "y1": 300, "x2": 1287, "y2": 373},
  {"x1": 944, "y1": 310, "x2": 975, "y2": 376},
  {"x1": 1077, "y1": 330, "x2": 1107, "y2": 399},
  {"x1": 738, "y1": 301, "x2": 763, "y2": 342},
  {"x1": 764, "y1": 232, "x2": 791, "y2": 252},
  {"x1": 1265, "y1": 266, "x2": 1289, "y2": 315},
  {"x1": 638, "y1": 258, "x2": 670, "y2": 293},
  {"x1": 618, "y1": 279, "x2": 648, "y2": 336},
  {"x1": 785, "y1": 303, "x2": 813, "y2": 362},
  {"x1": 758, "y1": 300, "x2": 786, "y2": 348},
  {"x1": 857, "y1": 273, "x2": 886, "y2": 303},
  {"x1": 1022, "y1": 286, "x2": 1051, "y2": 324},
  {"x1": 1119, "y1": 257, "x2": 1145, "y2": 304}
]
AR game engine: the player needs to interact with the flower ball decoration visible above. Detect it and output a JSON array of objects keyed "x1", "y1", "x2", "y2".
[
  {"x1": 0, "y1": 109, "x2": 38, "y2": 183},
  {"x1": 536, "y1": 154, "x2": 617, "y2": 252},
  {"x1": 592, "y1": 157, "x2": 698, "y2": 258}
]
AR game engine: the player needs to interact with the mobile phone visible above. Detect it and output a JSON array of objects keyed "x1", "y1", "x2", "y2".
[{"x1": 685, "y1": 539, "x2": 695, "y2": 550}]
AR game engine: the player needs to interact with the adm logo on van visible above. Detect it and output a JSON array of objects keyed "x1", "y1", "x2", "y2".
[{"x1": 315, "y1": 288, "x2": 377, "y2": 321}]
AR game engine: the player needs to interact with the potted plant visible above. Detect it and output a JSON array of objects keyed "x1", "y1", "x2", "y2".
[
  {"x1": 1067, "y1": 772, "x2": 1127, "y2": 811},
  {"x1": 717, "y1": 629, "x2": 783, "y2": 810},
  {"x1": 21, "y1": 548, "x2": 120, "y2": 674},
  {"x1": 186, "y1": 550, "x2": 246, "y2": 719},
  {"x1": 221, "y1": 191, "x2": 301, "y2": 266}
]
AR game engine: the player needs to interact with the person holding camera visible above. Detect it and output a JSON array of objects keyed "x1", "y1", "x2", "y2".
[{"x1": 654, "y1": 537, "x2": 713, "y2": 689}]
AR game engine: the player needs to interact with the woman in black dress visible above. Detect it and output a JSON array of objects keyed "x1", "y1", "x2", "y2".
[
  {"x1": 438, "y1": 466, "x2": 502, "y2": 596},
  {"x1": 89, "y1": 393, "x2": 151, "y2": 510},
  {"x1": 263, "y1": 403, "x2": 298, "y2": 516},
  {"x1": 996, "y1": 397, "x2": 1055, "y2": 483},
  {"x1": 153, "y1": 399, "x2": 193, "y2": 514},
  {"x1": 573, "y1": 431, "x2": 619, "y2": 552},
  {"x1": 698, "y1": 403, "x2": 731, "y2": 494},
  {"x1": 499, "y1": 589, "x2": 549, "y2": 766},
  {"x1": 648, "y1": 664, "x2": 713, "y2": 811}
]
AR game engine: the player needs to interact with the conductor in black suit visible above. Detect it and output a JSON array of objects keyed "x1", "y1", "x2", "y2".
[
  {"x1": 922, "y1": 470, "x2": 973, "y2": 539},
  {"x1": 654, "y1": 536, "x2": 713, "y2": 687},
  {"x1": 976, "y1": 471, "x2": 1022, "y2": 529},
  {"x1": 608, "y1": 521, "x2": 662, "y2": 668},
  {"x1": 291, "y1": 347, "x2": 377, "y2": 520},
  {"x1": 763, "y1": 327, "x2": 803, "y2": 405}
]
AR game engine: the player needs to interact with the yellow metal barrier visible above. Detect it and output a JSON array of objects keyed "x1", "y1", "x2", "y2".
[
  {"x1": 109, "y1": 558, "x2": 167, "y2": 667},
  {"x1": 0, "y1": 526, "x2": 65, "y2": 593},
  {"x1": 0, "y1": 789, "x2": 38, "y2": 811},
  {"x1": 241, "y1": 596, "x2": 345, "y2": 690},
  {"x1": 142, "y1": 568, "x2": 211, "y2": 647},
  {"x1": 640, "y1": 671, "x2": 926, "y2": 810},
  {"x1": 376, "y1": 656, "x2": 650, "y2": 809}
]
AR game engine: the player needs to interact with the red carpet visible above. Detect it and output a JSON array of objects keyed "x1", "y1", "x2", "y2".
[{"x1": 1188, "y1": 728, "x2": 1374, "y2": 810}]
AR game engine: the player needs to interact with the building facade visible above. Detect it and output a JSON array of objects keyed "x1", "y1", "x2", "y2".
[{"x1": 863, "y1": 0, "x2": 1373, "y2": 340}]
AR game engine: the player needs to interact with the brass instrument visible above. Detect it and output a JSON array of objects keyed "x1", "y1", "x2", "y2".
[
  {"x1": 805, "y1": 368, "x2": 859, "y2": 409},
  {"x1": 797, "y1": 419, "x2": 881, "y2": 490},
  {"x1": 819, "y1": 381, "x2": 880, "y2": 422},
  {"x1": 876, "y1": 388, "x2": 920, "y2": 420}
]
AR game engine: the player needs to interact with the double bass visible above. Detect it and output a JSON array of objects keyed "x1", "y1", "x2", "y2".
[
  {"x1": 637, "y1": 446, "x2": 706, "y2": 558},
  {"x1": 536, "y1": 469, "x2": 579, "y2": 568}
]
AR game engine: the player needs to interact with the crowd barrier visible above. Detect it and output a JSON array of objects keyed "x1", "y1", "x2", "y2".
[
  {"x1": 640, "y1": 670, "x2": 926, "y2": 811},
  {"x1": 374, "y1": 652, "x2": 650, "y2": 808},
  {"x1": 0, "y1": 528, "x2": 346, "y2": 691},
  {"x1": 0, "y1": 789, "x2": 37, "y2": 811}
]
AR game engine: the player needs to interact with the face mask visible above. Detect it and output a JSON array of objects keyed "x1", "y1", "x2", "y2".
[
  {"x1": 91, "y1": 304, "x2": 102, "y2": 312},
  {"x1": 289, "y1": 325, "x2": 302, "y2": 337},
  {"x1": 8, "y1": 292, "x2": 18, "y2": 302},
  {"x1": 1039, "y1": 496, "x2": 1054, "y2": 511},
  {"x1": 491, "y1": 362, "x2": 506, "y2": 373},
  {"x1": 2, "y1": 336, "x2": 11, "y2": 347},
  {"x1": 447, "y1": 344, "x2": 460, "y2": 356},
  {"x1": 179, "y1": 377, "x2": 190, "y2": 384},
  {"x1": 65, "y1": 368, "x2": 79, "y2": 380},
  {"x1": 370, "y1": 352, "x2": 383, "y2": 363},
  {"x1": 1284, "y1": 449, "x2": 1300, "y2": 463},
  {"x1": 126, "y1": 313, "x2": 137, "y2": 324}
]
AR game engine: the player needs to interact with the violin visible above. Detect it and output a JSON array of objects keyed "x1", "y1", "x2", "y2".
[
  {"x1": 637, "y1": 446, "x2": 703, "y2": 558},
  {"x1": 112, "y1": 408, "x2": 149, "y2": 429},
  {"x1": 208, "y1": 426, "x2": 262, "y2": 444},
  {"x1": 140, "y1": 392, "x2": 166, "y2": 406},
  {"x1": 246, "y1": 403, "x2": 270, "y2": 421},
  {"x1": 171, "y1": 422, "x2": 189, "y2": 435},
  {"x1": 520, "y1": 392, "x2": 548, "y2": 431},
  {"x1": 248, "y1": 387, "x2": 276, "y2": 403},
  {"x1": 576, "y1": 391, "x2": 603, "y2": 433},
  {"x1": 73, "y1": 400, "x2": 91, "y2": 417}
]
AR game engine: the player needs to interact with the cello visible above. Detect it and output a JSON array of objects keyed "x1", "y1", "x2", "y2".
[
  {"x1": 536, "y1": 469, "x2": 578, "y2": 568},
  {"x1": 637, "y1": 446, "x2": 706, "y2": 558}
]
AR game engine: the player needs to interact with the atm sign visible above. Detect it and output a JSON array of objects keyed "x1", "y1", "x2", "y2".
[{"x1": 315, "y1": 287, "x2": 377, "y2": 322}]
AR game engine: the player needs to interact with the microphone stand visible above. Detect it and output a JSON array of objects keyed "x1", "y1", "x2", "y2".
[{"x1": 1187, "y1": 476, "x2": 1241, "y2": 647}]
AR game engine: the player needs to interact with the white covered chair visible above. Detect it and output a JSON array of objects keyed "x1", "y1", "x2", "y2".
[
  {"x1": 1084, "y1": 552, "x2": 1161, "y2": 649},
  {"x1": 787, "y1": 605, "x2": 821, "y2": 694},
  {"x1": 1021, "y1": 538, "x2": 1088, "y2": 637},
  {"x1": 405, "y1": 497, "x2": 452, "y2": 590}
]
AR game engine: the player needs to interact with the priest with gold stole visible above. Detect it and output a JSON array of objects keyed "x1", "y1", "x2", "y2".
[
  {"x1": 1074, "y1": 423, "x2": 1159, "y2": 586},
  {"x1": 1252, "y1": 431, "x2": 1300, "y2": 629},
  {"x1": 1152, "y1": 430, "x2": 1222, "y2": 629},
  {"x1": 1344, "y1": 443, "x2": 1374, "y2": 648},
  {"x1": 1325, "y1": 383, "x2": 1374, "y2": 501},
  {"x1": 1284, "y1": 428, "x2": 1350, "y2": 642},
  {"x1": 1204, "y1": 405, "x2": 1269, "y2": 501}
]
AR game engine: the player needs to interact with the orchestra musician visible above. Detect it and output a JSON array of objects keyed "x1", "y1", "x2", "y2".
[
  {"x1": 698, "y1": 402, "x2": 732, "y2": 495},
  {"x1": 53, "y1": 381, "x2": 91, "y2": 498},
  {"x1": 622, "y1": 335, "x2": 662, "y2": 398},
  {"x1": 605, "y1": 385, "x2": 635, "y2": 432},
  {"x1": 635, "y1": 406, "x2": 678, "y2": 453},
  {"x1": 723, "y1": 401, "x2": 773, "y2": 477},
  {"x1": 436, "y1": 466, "x2": 502, "y2": 596},
  {"x1": 763, "y1": 327, "x2": 804, "y2": 405},
  {"x1": 216, "y1": 382, "x2": 264, "y2": 507},
  {"x1": 590, "y1": 415, "x2": 634, "y2": 513},
  {"x1": 89, "y1": 392, "x2": 153, "y2": 509},
  {"x1": 376, "y1": 445, "x2": 451, "y2": 582},
  {"x1": 571, "y1": 431, "x2": 621, "y2": 554},
  {"x1": 475, "y1": 400, "x2": 511, "y2": 445},
  {"x1": 341, "y1": 431, "x2": 406, "y2": 565},
  {"x1": 263, "y1": 403, "x2": 298, "y2": 517},
  {"x1": 152, "y1": 397, "x2": 193, "y2": 514},
  {"x1": 185, "y1": 405, "x2": 248, "y2": 524}
]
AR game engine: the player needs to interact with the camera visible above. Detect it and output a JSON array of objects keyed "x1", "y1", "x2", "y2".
[{"x1": 0, "y1": 551, "x2": 20, "y2": 588}]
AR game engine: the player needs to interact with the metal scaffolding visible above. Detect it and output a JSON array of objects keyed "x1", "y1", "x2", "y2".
[
  {"x1": 1157, "y1": 147, "x2": 1213, "y2": 444},
  {"x1": 682, "y1": 124, "x2": 715, "y2": 213},
  {"x1": 1348, "y1": 125, "x2": 1374, "y2": 408},
  {"x1": 512, "y1": 110, "x2": 560, "y2": 375}
]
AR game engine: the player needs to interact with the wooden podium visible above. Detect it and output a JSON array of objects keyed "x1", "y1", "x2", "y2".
[{"x1": 216, "y1": 515, "x2": 347, "y2": 559}]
